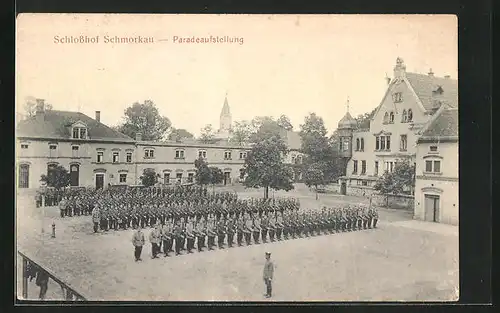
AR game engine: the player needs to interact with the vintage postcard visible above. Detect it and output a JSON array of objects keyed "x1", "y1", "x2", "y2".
[{"x1": 15, "y1": 14, "x2": 458, "y2": 302}]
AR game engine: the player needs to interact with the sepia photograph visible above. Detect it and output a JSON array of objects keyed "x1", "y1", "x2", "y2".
[{"x1": 15, "y1": 14, "x2": 458, "y2": 302}]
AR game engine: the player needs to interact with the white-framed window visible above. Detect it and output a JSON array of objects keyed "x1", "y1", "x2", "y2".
[
  {"x1": 353, "y1": 160, "x2": 358, "y2": 174},
  {"x1": 119, "y1": 173, "x2": 127, "y2": 183},
  {"x1": 198, "y1": 150, "x2": 207, "y2": 158},
  {"x1": 72, "y1": 127, "x2": 87, "y2": 139},
  {"x1": 49, "y1": 144, "x2": 57, "y2": 157},
  {"x1": 361, "y1": 160, "x2": 366, "y2": 174},
  {"x1": 144, "y1": 149, "x2": 155, "y2": 159},
  {"x1": 112, "y1": 151, "x2": 119, "y2": 163},
  {"x1": 175, "y1": 149, "x2": 185, "y2": 159},
  {"x1": 72, "y1": 146, "x2": 79, "y2": 158},
  {"x1": 97, "y1": 151, "x2": 104, "y2": 163},
  {"x1": 342, "y1": 138, "x2": 350, "y2": 152},
  {"x1": 374, "y1": 161, "x2": 379, "y2": 176},
  {"x1": 425, "y1": 160, "x2": 441, "y2": 173},
  {"x1": 21, "y1": 144, "x2": 29, "y2": 149},
  {"x1": 126, "y1": 152, "x2": 132, "y2": 163},
  {"x1": 239, "y1": 151, "x2": 247, "y2": 159},
  {"x1": 400, "y1": 135, "x2": 408, "y2": 151},
  {"x1": 224, "y1": 151, "x2": 232, "y2": 160}
]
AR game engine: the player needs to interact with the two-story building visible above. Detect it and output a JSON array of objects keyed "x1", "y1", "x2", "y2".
[
  {"x1": 337, "y1": 57, "x2": 458, "y2": 197},
  {"x1": 414, "y1": 105, "x2": 458, "y2": 225}
]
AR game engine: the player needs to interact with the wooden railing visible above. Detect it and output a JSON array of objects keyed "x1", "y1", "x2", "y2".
[{"x1": 18, "y1": 251, "x2": 87, "y2": 301}]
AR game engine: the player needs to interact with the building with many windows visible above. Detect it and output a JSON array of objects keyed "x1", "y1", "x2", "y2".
[
  {"x1": 414, "y1": 105, "x2": 458, "y2": 225},
  {"x1": 337, "y1": 57, "x2": 458, "y2": 198}
]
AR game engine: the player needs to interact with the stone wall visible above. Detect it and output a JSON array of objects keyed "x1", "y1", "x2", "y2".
[
  {"x1": 372, "y1": 193, "x2": 415, "y2": 210},
  {"x1": 346, "y1": 185, "x2": 377, "y2": 197}
]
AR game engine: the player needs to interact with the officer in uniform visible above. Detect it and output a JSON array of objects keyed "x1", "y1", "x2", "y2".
[
  {"x1": 275, "y1": 213, "x2": 283, "y2": 240},
  {"x1": 236, "y1": 216, "x2": 245, "y2": 246},
  {"x1": 226, "y1": 217, "x2": 236, "y2": 248},
  {"x1": 173, "y1": 220, "x2": 183, "y2": 255},
  {"x1": 195, "y1": 217, "x2": 207, "y2": 252},
  {"x1": 132, "y1": 226, "x2": 145, "y2": 262},
  {"x1": 92, "y1": 203, "x2": 100, "y2": 233},
  {"x1": 244, "y1": 213, "x2": 253, "y2": 245},
  {"x1": 268, "y1": 214, "x2": 276, "y2": 242},
  {"x1": 253, "y1": 214, "x2": 262, "y2": 244},
  {"x1": 185, "y1": 217, "x2": 195, "y2": 253},
  {"x1": 260, "y1": 214, "x2": 269, "y2": 243},
  {"x1": 149, "y1": 224, "x2": 162, "y2": 258},
  {"x1": 207, "y1": 216, "x2": 217, "y2": 250},
  {"x1": 161, "y1": 221, "x2": 172, "y2": 257},
  {"x1": 216, "y1": 218, "x2": 227, "y2": 249}
]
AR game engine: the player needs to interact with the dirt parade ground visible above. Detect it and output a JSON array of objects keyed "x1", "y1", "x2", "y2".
[{"x1": 16, "y1": 186, "x2": 459, "y2": 301}]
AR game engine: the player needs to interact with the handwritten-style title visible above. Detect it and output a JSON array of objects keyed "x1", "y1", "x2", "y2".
[{"x1": 53, "y1": 35, "x2": 245, "y2": 45}]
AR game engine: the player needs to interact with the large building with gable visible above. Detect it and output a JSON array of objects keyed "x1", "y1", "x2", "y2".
[
  {"x1": 336, "y1": 58, "x2": 458, "y2": 202},
  {"x1": 16, "y1": 96, "x2": 303, "y2": 190}
]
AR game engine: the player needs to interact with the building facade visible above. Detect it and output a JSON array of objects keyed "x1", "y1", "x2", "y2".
[
  {"x1": 414, "y1": 106, "x2": 458, "y2": 225},
  {"x1": 337, "y1": 58, "x2": 458, "y2": 199}
]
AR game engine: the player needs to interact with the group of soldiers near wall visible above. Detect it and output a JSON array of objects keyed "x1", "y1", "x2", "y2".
[{"x1": 55, "y1": 185, "x2": 379, "y2": 260}]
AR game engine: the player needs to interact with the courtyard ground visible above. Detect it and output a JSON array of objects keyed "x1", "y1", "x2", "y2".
[{"x1": 16, "y1": 185, "x2": 458, "y2": 301}]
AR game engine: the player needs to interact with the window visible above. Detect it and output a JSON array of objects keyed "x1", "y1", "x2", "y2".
[
  {"x1": 47, "y1": 164, "x2": 57, "y2": 177},
  {"x1": 144, "y1": 149, "x2": 154, "y2": 159},
  {"x1": 176, "y1": 173, "x2": 182, "y2": 183},
  {"x1": 18, "y1": 164, "x2": 29, "y2": 188},
  {"x1": 188, "y1": 173, "x2": 194, "y2": 183},
  {"x1": 119, "y1": 174, "x2": 127, "y2": 183},
  {"x1": 21, "y1": 144, "x2": 28, "y2": 149},
  {"x1": 425, "y1": 160, "x2": 442, "y2": 173},
  {"x1": 353, "y1": 160, "x2": 358, "y2": 174},
  {"x1": 430, "y1": 146, "x2": 438, "y2": 152},
  {"x1": 393, "y1": 92, "x2": 403, "y2": 103},
  {"x1": 390, "y1": 162, "x2": 394, "y2": 172},
  {"x1": 380, "y1": 137, "x2": 386, "y2": 150},
  {"x1": 239, "y1": 151, "x2": 247, "y2": 159},
  {"x1": 361, "y1": 161, "x2": 366, "y2": 174},
  {"x1": 239, "y1": 168, "x2": 245, "y2": 179},
  {"x1": 386, "y1": 136, "x2": 391, "y2": 150},
  {"x1": 402, "y1": 109, "x2": 408, "y2": 123},
  {"x1": 376, "y1": 137, "x2": 380, "y2": 150},
  {"x1": 356, "y1": 138, "x2": 360, "y2": 151},
  {"x1": 342, "y1": 138, "x2": 350, "y2": 151},
  {"x1": 112, "y1": 152, "x2": 119, "y2": 163},
  {"x1": 400, "y1": 135, "x2": 408, "y2": 151},
  {"x1": 198, "y1": 150, "x2": 207, "y2": 158},
  {"x1": 374, "y1": 161, "x2": 379, "y2": 176},
  {"x1": 175, "y1": 150, "x2": 185, "y2": 159},
  {"x1": 224, "y1": 151, "x2": 232, "y2": 160},
  {"x1": 164, "y1": 173, "x2": 170, "y2": 184},
  {"x1": 97, "y1": 151, "x2": 104, "y2": 163},
  {"x1": 360, "y1": 138, "x2": 364, "y2": 151},
  {"x1": 383, "y1": 112, "x2": 389, "y2": 124},
  {"x1": 362, "y1": 181, "x2": 368, "y2": 186},
  {"x1": 49, "y1": 144, "x2": 57, "y2": 157},
  {"x1": 389, "y1": 112, "x2": 395, "y2": 123},
  {"x1": 126, "y1": 152, "x2": 132, "y2": 163},
  {"x1": 72, "y1": 127, "x2": 87, "y2": 139},
  {"x1": 291, "y1": 156, "x2": 296, "y2": 164},
  {"x1": 407, "y1": 109, "x2": 413, "y2": 122},
  {"x1": 72, "y1": 146, "x2": 79, "y2": 158}
]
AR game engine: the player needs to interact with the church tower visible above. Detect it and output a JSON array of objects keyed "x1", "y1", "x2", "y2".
[{"x1": 219, "y1": 94, "x2": 232, "y2": 134}]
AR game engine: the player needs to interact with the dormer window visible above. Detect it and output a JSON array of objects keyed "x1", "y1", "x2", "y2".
[
  {"x1": 432, "y1": 86, "x2": 444, "y2": 95},
  {"x1": 175, "y1": 149, "x2": 185, "y2": 159},
  {"x1": 71, "y1": 122, "x2": 88, "y2": 140},
  {"x1": 224, "y1": 151, "x2": 232, "y2": 160},
  {"x1": 239, "y1": 151, "x2": 247, "y2": 159},
  {"x1": 198, "y1": 150, "x2": 207, "y2": 158}
]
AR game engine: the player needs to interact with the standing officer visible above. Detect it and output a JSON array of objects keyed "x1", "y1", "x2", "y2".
[
  {"x1": 260, "y1": 214, "x2": 269, "y2": 243},
  {"x1": 132, "y1": 226, "x2": 145, "y2": 262},
  {"x1": 253, "y1": 214, "x2": 262, "y2": 244},
  {"x1": 244, "y1": 213, "x2": 253, "y2": 245},
  {"x1": 59, "y1": 196, "x2": 67, "y2": 218},
  {"x1": 216, "y1": 218, "x2": 226, "y2": 249},
  {"x1": 173, "y1": 220, "x2": 183, "y2": 256},
  {"x1": 161, "y1": 221, "x2": 172, "y2": 257},
  {"x1": 226, "y1": 217, "x2": 236, "y2": 248},
  {"x1": 236, "y1": 216, "x2": 245, "y2": 246},
  {"x1": 185, "y1": 217, "x2": 195, "y2": 253},
  {"x1": 207, "y1": 216, "x2": 217, "y2": 250},
  {"x1": 275, "y1": 213, "x2": 283, "y2": 241},
  {"x1": 263, "y1": 252, "x2": 274, "y2": 298},
  {"x1": 268, "y1": 214, "x2": 276, "y2": 242},
  {"x1": 149, "y1": 224, "x2": 161, "y2": 258},
  {"x1": 195, "y1": 217, "x2": 207, "y2": 252}
]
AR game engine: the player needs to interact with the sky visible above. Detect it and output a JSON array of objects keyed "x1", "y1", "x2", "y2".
[{"x1": 16, "y1": 14, "x2": 457, "y2": 137}]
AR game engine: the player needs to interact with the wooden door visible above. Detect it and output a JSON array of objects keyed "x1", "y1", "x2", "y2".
[
  {"x1": 424, "y1": 195, "x2": 440, "y2": 222},
  {"x1": 70, "y1": 164, "x2": 79, "y2": 187},
  {"x1": 95, "y1": 174, "x2": 104, "y2": 190}
]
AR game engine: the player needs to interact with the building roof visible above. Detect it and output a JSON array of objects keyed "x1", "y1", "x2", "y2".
[
  {"x1": 16, "y1": 110, "x2": 135, "y2": 142},
  {"x1": 418, "y1": 107, "x2": 458, "y2": 141},
  {"x1": 338, "y1": 112, "x2": 357, "y2": 129},
  {"x1": 406, "y1": 72, "x2": 458, "y2": 110},
  {"x1": 220, "y1": 96, "x2": 231, "y2": 116}
]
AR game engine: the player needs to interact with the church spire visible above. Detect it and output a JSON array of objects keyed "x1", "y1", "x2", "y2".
[
  {"x1": 221, "y1": 93, "x2": 231, "y2": 116},
  {"x1": 346, "y1": 96, "x2": 350, "y2": 114}
]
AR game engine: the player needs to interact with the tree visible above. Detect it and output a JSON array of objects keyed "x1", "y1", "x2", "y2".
[
  {"x1": 140, "y1": 168, "x2": 158, "y2": 187},
  {"x1": 23, "y1": 97, "x2": 53, "y2": 118},
  {"x1": 277, "y1": 114, "x2": 293, "y2": 131},
  {"x1": 116, "y1": 100, "x2": 171, "y2": 141},
  {"x1": 168, "y1": 128, "x2": 194, "y2": 141},
  {"x1": 40, "y1": 165, "x2": 70, "y2": 190},
  {"x1": 373, "y1": 160, "x2": 416, "y2": 206},
  {"x1": 199, "y1": 124, "x2": 216, "y2": 143},
  {"x1": 299, "y1": 113, "x2": 344, "y2": 183},
  {"x1": 249, "y1": 116, "x2": 282, "y2": 143},
  {"x1": 303, "y1": 162, "x2": 329, "y2": 200},
  {"x1": 230, "y1": 120, "x2": 252, "y2": 145},
  {"x1": 194, "y1": 156, "x2": 212, "y2": 186},
  {"x1": 243, "y1": 136, "x2": 294, "y2": 198},
  {"x1": 209, "y1": 167, "x2": 224, "y2": 186},
  {"x1": 355, "y1": 108, "x2": 377, "y2": 129}
]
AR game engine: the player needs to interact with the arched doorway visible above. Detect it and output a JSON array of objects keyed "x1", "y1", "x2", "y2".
[
  {"x1": 70, "y1": 164, "x2": 80, "y2": 187},
  {"x1": 18, "y1": 164, "x2": 29, "y2": 188}
]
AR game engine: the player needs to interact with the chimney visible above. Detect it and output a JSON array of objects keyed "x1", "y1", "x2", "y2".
[
  {"x1": 135, "y1": 132, "x2": 142, "y2": 141},
  {"x1": 444, "y1": 75, "x2": 450, "y2": 79},
  {"x1": 35, "y1": 99, "x2": 45, "y2": 122},
  {"x1": 393, "y1": 57, "x2": 406, "y2": 79},
  {"x1": 428, "y1": 68, "x2": 434, "y2": 77},
  {"x1": 95, "y1": 111, "x2": 101, "y2": 123}
]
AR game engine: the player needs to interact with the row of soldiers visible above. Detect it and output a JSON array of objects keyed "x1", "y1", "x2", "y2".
[{"x1": 132, "y1": 205, "x2": 379, "y2": 258}]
